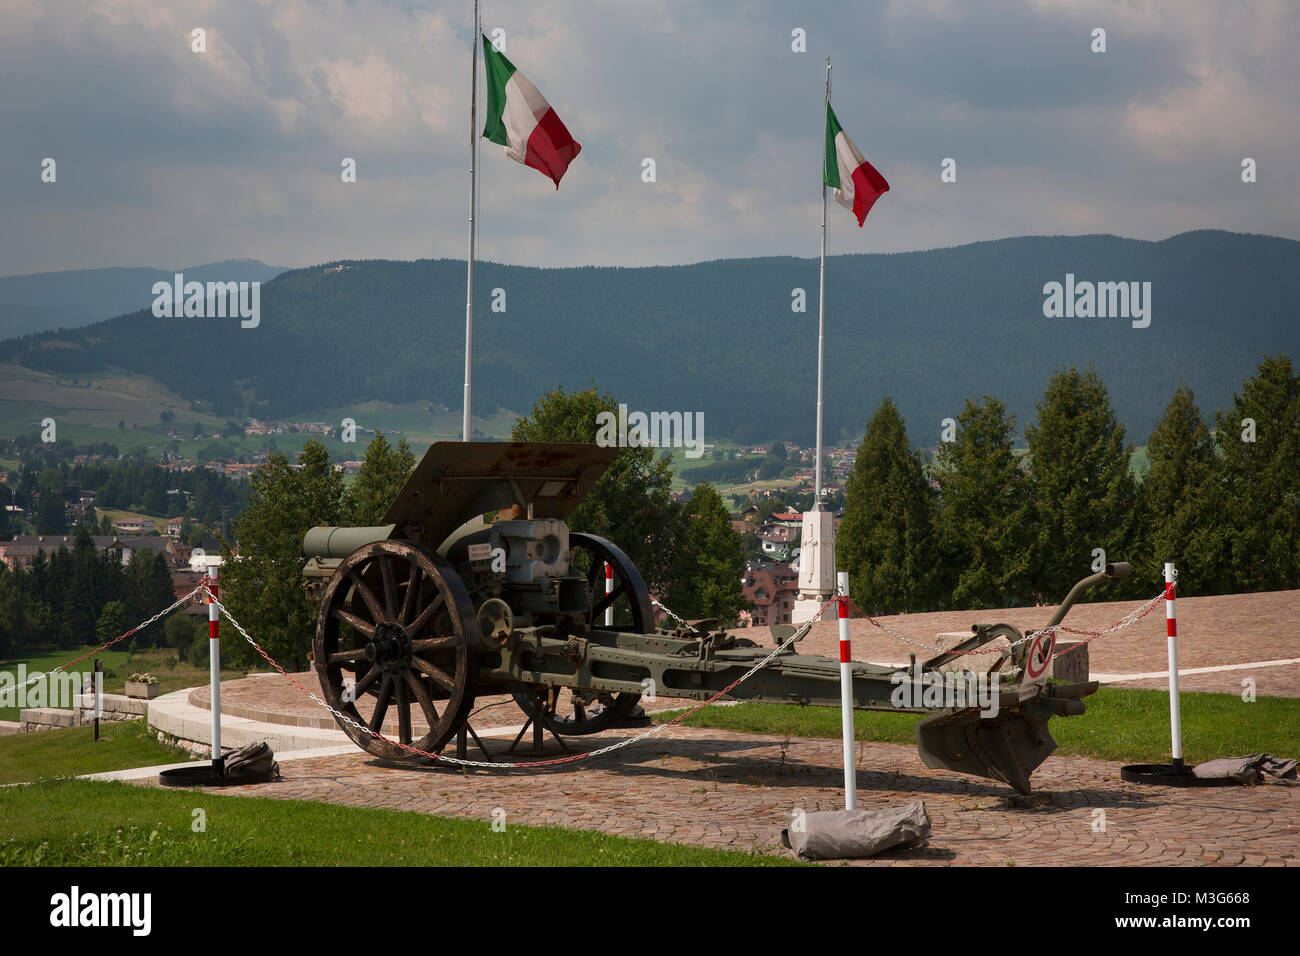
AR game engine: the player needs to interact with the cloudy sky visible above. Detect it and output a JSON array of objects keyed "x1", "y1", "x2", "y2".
[{"x1": 2, "y1": 0, "x2": 1297, "y2": 275}]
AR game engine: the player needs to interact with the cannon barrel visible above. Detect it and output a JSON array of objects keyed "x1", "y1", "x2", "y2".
[
  {"x1": 1044, "y1": 561, "x2": 1131, "y2": 629},
  {"x1": 303, "y1": 525, "x2": 394, "y2": 559}
]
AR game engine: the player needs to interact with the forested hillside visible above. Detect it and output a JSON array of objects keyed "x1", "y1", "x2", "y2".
[{"x1": 3, "y1": 231, "x2": 1295, "y2": 445}]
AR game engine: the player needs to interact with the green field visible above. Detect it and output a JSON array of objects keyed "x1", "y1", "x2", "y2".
[
  {"x1": 0, "y1": 778, "x2": 802, "y2": 866},
  {"x1": 0, "y1": 363, "x2": 521, "y2": 460},
  {"x1": 1, "y1": 645, "x2": 133, "y2": 722},
  {"x1": 653, "y1": 687, "x2": 1300, "y2": 765},
  {"x1": 1, "y1": 645, "x2": 248, "y2": 722},
  {"x1": 0, "y1": 719, "x2": 192, "y2": 785}
]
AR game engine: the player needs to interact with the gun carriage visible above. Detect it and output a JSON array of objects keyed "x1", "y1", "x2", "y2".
[{"x1": 302, "y1": 441, "x2": 1125, "y2": 793}]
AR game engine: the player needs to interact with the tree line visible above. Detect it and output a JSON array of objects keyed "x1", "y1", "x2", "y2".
[
  {"x1": 0, "y1": 443, "x2": 248, "y2": 537},
  {"x1": 6, "y1": 355, "x2": 1291, "y2": 666},
  {"x1": 838, "y1": 355, "x2": 1299, "y2": 614},
  {"x1": 0, "y1": 527, "x2": 176, "y2": 657}
]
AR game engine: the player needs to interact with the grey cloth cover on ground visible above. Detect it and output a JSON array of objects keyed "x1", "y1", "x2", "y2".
[
  {"x1": 222, "y1": 741, "x2": 281, "y2": 780},
  {"x1": 781, "y1": 801, "x2": 931, "y2": 859},
  {"x1": 1192, "y1": 754, "x2": 1297, "y2": 784}
]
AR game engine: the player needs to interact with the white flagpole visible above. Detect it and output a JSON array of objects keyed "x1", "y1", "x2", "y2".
[
  {"x1": 815, "y1": 58, "x2": 829, "y2": 502},
  {"x1": 461, "y1": 0, "x2": 480, "y2": 442}
]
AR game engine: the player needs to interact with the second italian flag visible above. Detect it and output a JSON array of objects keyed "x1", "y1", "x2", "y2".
[
  {"x1": 824, "y1": 103, "x2": 889, "y2": 227},
  {"x1": 482, "y1": 36, "x2": 582, "y2": 188}
]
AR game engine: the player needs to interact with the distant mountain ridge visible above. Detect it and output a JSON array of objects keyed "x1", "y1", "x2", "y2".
[
  {"x1": 1, "y1": 231, "x2": 1295, "y2": 446},
  {"x1": 0, "y1": 259, "x2": 286, "y2": 338}
]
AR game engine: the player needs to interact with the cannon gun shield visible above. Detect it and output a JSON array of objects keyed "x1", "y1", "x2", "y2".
[{"x1": 382, "y1": 441, "x2": 618, "y2": 549}]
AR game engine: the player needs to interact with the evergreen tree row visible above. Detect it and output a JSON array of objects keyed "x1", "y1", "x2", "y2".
[
  {"x1": 0, "y1": 527, "x2": 175, "y2": 657},
  {"x1": 839, "y1": 355, "x2": 1299, "y2": 614},
  {"x1": 0, "y1": 444, "x2": 247, "y2": 537}
]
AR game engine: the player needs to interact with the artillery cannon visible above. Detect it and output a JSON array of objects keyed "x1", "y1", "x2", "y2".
[{"x1": 302, "y1": 441, "x2": 1128, "y2": 793}]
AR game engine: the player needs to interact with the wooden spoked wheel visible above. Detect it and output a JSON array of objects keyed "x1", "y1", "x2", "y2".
[
  {"x1": 572, "y1": 532, "x2": 654, "y2": 633},
  {"x1": 511, "y1": 532, "x2": 650, "y2": 736},
  {"x1": 315, "y1": 540, "x2": 478, "y2": 760}
]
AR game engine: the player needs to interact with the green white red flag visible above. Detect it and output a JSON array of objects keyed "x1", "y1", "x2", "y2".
[
  {"x1": 481, "y1": 35, "x2": 581, "y2": 188},
  {"x1": 824, "y1": 103, "x2": 889, "y2": 226}
]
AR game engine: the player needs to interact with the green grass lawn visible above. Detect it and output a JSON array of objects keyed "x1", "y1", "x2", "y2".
[
  {"x1": 653, "y1": 687, "x2": 1300, "y2": 765},
  {"x1": 0, "y1": 778, "x2": 802, "y2": 866},
  {"x1": 0, "y1": 719, "x2": 192, "y2": 785},
  {"x1": 2, "y1": 645, "x2": 133, "y2": 722},
  {"x1": 2, "y1": 645, "x2": 248, "y2": 722}
]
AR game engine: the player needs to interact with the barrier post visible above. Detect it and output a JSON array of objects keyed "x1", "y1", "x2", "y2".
[
  {"x1": 837, "y1": 571, "x2": 856, "y2": 809},
  {"x1": 604, "y1": 561, "x2": 614, "y2": 627},
  {"x1": 208, "y1": 561, "x2": 223, "y2": 770},
  {"x1": 92, "y1": 658, "x2": 102, "y2": 742},
  {"x1": 1164, "y1": 561, "x2": 1184, "y2": 774}
]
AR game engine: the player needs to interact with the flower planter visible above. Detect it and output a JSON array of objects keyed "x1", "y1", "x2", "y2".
[{"x1": 125, "y1": 681, "x2": 160, "y2": 700}]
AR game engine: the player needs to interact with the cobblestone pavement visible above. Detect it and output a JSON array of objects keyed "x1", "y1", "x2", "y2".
[
  {"x1": 132, "y1": 724, "x2": 1299, "y2": 866},
  {"x1": 173, "y1": 588, "x2": 1298, "y2": 865}
]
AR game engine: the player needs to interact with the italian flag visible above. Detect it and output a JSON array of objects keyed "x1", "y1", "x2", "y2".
[
  {"x1": 482, "y1": 36, "x2": 582, "y2": 188},
  {"x1": 824, "y1": 103, "x2": 889, "y2": 226}
]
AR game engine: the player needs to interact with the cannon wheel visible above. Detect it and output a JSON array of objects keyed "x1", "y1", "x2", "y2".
[
  {"x1": 511, "y1": 532, "x2": 650, "y2": 735},
  {"x1": 315, "y1": 540, "x2": 479, "y2": 760}
]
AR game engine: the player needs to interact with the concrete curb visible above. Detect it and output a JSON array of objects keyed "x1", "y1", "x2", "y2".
[
  {"x1": 78, "y1": 744, "x2": 364, "y2": 783},
  {"x1": 148, "y1": 687, "x2": 352, "y2": 754},
  {"x1": 146, "y1": 685, "x2": 535, "y2": 759}
]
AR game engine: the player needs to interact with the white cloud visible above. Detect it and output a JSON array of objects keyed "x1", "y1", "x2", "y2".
[{"x1": 0, "y1": 0, "x2": 1296, "y2": 274}]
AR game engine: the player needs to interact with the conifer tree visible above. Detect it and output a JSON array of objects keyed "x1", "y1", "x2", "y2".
[
  {"x1": 661, "y1": 483, "x2": 745, "y2": 623},
  {"x1": 221, "y1": 440, "x2": 344, "y2": 670},
  {"x1": 1133, "y1": 384, "x2": 1229, "y2": 595},
  {"x1": 1214, "y1": 354, "x2": 1300, "y2": 591},
  {"x1": 932, "y1": 396, "x2": 1032, "y2": 609},
  {"x1": 838, "y1": 397, "x2": 939, "y2": 614},
  {"x1": 1025, "y1": 367, "x2": 1137, "y2": 601},
  {"x1": 344, "y1": 434, "x2": 416, "y2": 526}
]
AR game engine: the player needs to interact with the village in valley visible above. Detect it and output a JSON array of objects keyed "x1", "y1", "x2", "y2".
[{"x1": 1, "y1": 426, "x2": 858, "y2": 634}]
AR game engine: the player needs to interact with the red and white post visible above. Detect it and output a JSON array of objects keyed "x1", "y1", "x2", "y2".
[
  {"x1": 604, "y1": 562, "x2": 614, "y2": 628},
  {"x1": 206, "y1": 560, "x2": 223, "y2": 766},
  {"x1": 1164, "y1": 561, "x2": 1184, "y2": 773},
  {"x1": 836, "y1": 571, "x2": 856, "y2": 809}
]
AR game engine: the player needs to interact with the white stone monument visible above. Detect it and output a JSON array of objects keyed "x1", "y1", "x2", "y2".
[{"x1": 792, "y1": 505, "x2": 836, "y2": 624}]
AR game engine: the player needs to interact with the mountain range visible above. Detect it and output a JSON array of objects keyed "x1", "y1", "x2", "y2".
[
  {"x1": 1, "y1": 231, "x2": 1295, "y2": 447},
  {"x1": 0, "y1": 260, "x2": 286, "y2": 338}
]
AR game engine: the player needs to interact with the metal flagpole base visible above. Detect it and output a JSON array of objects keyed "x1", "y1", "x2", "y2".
[
  {"x1": 1119, "y1": 763, "x2": 1236, "y2": 787},
  {"x1": 158, "y1": 755, "x2": 275, "y2": 787}
]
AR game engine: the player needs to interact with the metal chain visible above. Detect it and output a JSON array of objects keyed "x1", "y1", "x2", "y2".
[
  {"x1": 1046, "y1": 591, "x2": 1166, "y2": 658},
  {"x1": 206, "y1": 582, "x2": 837, "y2": 770},
  {"x1": 7, "y1": 583, "x2": 209, "y2": 692},
  {"x1": 197, "y1": 580, "x2": 1162, "y2": 770},
  {"x1": 650, "y1": 598, "x2": 702, "y2": 635},
  {"x1": 846, "y1": 589, "x2": 1166, "y2": 660}
]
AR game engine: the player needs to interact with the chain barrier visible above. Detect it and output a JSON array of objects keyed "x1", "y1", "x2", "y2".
[
  {"x1": 4, "y1": 560, "x2": 1173, "y2": 777},
  {"x1": 843, "y1": 589, "x2": 1167, "y2": 661},
  {"x1": 5, "y1": 583, "x2": 209, "y2": 693},
  {"x1": 7, "y1": 571, "x2": 1166, "y2": 762},
  {"x1": 204, "y1": 581, "x2": 837, "y2": 770},
  {"x1": 1036, "y1": 590, "x2": 1167, "y2": 659},
  {"x1": 650, "y1": 598, "x2": 702, "y2": 635}
]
